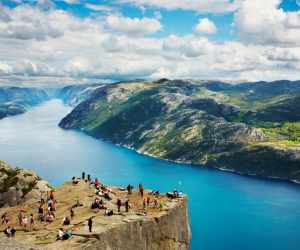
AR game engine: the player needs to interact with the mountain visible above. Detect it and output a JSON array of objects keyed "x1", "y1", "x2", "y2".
[
  {"x1": 0, "y1": 87, "x2": 48, "y2": 119},
  {"x1": 59, "y1": 80, "x2": 300, "y2": 183},
  {"x1": 57, "y1": 83, "x2": 104, "y2": 106}
]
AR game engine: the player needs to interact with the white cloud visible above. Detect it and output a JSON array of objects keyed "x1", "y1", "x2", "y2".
[
  {"x1": 85, "y1": 4, "x2": 113, "y2": 12},
  {"x1": 0, "y1": 3, "x2": 299, "y2": 83},
  {"x1": 105, "y1": 14, "x2": 162, "y2": 36},
  {"x1": 235, "y1": 0, "x2": 300, "y2": 46},
  {"x1": 195, "y1": 18, "x2": 217, "y2": 34},
  {"x1": 117, "y1": 0, "x2": 242, "y2": 13}
]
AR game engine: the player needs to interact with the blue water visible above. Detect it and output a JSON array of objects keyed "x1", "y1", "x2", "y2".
[{"x1": 0, "y1": 99, "x2": 300, "y2": 250}]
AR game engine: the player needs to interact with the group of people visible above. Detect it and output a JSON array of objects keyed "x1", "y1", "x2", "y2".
[
  {"x1": 18, "y1": 211, "x2": 34, "y2": 229},
  {"x1": 116, "y1": 199, "x2": 130, "y2": 213},
  {"x1": 2, "y1": 171, "x2": 180, "y2": 240}
]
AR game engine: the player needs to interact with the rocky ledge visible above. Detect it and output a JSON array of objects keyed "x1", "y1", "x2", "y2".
[
  {"x1": 0, "y1": 161, "x2": 51, "y2": 207},
  {"x1": 0, "y1": 161, "x2": 191, "y2": 250}
]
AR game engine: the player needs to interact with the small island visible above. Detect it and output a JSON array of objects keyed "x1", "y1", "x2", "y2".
[{"x1": 0, "y1": 161, "x2": 191, "y2": 250}]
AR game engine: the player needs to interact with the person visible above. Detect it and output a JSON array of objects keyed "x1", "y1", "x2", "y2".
[
  {"x1": 143, "y1": 199, "x2": 146, "y2": 210},
  {"x1": 38, "y1": 205, "x2": 44, "y2": 221},
  {"x1": 11, "y1": 227, "x2": 16, "y2": 237},
  {"x1": 4, "y1": 226, "x2": 15, "y2": 238},
  {"x1": 105, "y1": 209, "x2": 113, "y2": 216},
  {"x1": 154, "y1": 198, "x2": 158, "y2": 208},
  {"x1": 1, "y1": 214, "x2": 10, "y2": 228},
  {"x1": 29, "y1": 214, "x2": 34, "y2": 229},
  {"x1": 22, "y1": 216, "x2": 28, "y2": 228},
  {"x1": 82, "y1": 172, "x2": 85, "y2": 180},
  {"x1": 117, "y1": 199, "x2": 122, "y2": 213},
  {"x1": 88, "y1": 218, "x2": 92, "y2": 233},
  {"x1": 127, "y1": 184, "x2": 133, "y2": 195},
  {"x1": 18, "y1": 211, "x2": 23, "y2": 225},
  {"x1": 57, "y1": 228, "x2": 65, "y2": 240},
  {"x1": 95, "y1": 178, "x2": 100, "y2": 188},
  {"x1": 63, "y1": 230, "x2": 72, "y2": 240},
  {"x1": 139, "y1": 184, "x2": 144, "y2": 198},
  {"x1": 147, "y1": 196, "x2": 151, "y2": 206},
  {"x1": 1, "y1": 212, "x2": 7, "y2": 225},
  {"x1": 50, "y1": 190, "x2": 55, "y2": 200},
  {"x1": 125, "y1": 200, "x2": 130, "y2": 212},
  {"x1": 63, "y1": 216, "x2": 70, "y2": 226},
  {"x1": 72, "y1": 177, "x2": 79, "y2": 184},
  {"x1": 46, "y1": 212, "x2": 55, "y2": 222},
  {"x1": 103, "y1": 192, "x2": 111, "y2": 201},
  {"x1": 70, "y1": 208, "x2": 74, "y2": 219},
  {"x1": 87, "y1": 174, "x2": 91, "y2": 182}
]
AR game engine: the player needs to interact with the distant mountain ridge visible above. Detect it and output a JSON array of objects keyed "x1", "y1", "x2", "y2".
[
  {"x1": 59, "y1": 79, "x2": 300, "y2": 184},
  {"x1": 0, "y1": 86, "x2": 49, "y2": 119}
]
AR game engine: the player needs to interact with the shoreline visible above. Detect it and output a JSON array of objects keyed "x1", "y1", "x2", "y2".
[{"x1": 69, "y1": 129, "x2": 300, "y2": 188}]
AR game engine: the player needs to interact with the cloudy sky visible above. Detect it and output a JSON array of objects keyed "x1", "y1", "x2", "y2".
[{"x1": 0, "y1": 0, "x2": 300, "y2": 85}]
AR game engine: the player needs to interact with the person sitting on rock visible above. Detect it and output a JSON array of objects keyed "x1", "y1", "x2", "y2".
[
  {"x1": 63, "y1": 230, "x2": 72, "y2": 240},
  {"x1": 3, "y1": 226, "x2": 15, "y2": 238},
  {"x1": 104, "y1": 208, "x2": 113, "y2": 216},
  {"x1": 62, "y1": 216, "x2": 71, "y2": 226},
  {"x1": 57, "y1": 228, "x2": 65, "y2": 240},
  {"x1": 46, "y1": 212, "x2": 55, "y2": 222},
  {"x1": 72, "y1": 177, "x2": 79, "y2": 185},
  {"x1": 103, "y1": 192, "x2": 111, "y2": 201}
]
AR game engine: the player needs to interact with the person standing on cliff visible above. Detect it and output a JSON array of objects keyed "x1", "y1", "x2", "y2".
[
  {"x1": 125, "y1": 200, "x2": 130, "y2": 212},
  {"x1": 88, "y1": 218, "x2": 93, "y2": 233},
  {"x1": 117, "y1": 199, "x2": 122, "y2": 213},
  {"x1": 82, "y1": 172, "x2": 85, "y2": 180},
  {"x1": 29, "y1": 214, "x2": 34, "y2": 230},
  {"x1": 70, "y1": 208, "x2": 74, "y2": 219},
  {"x1": 139, "y1": 184, "x2": 144, "y2": 197},
  {"x1": 17, "y1": 211, "x2": 23, "y2": 226}
]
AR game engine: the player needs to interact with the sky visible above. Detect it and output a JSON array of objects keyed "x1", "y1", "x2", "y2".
[{"x1": 0, "y1": 0, "x2": 300, "y2": 85}]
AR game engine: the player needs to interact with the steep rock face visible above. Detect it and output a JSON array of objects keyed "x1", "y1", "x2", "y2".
[
  {"x1": 81, "y1": 200, "x2": 190, "y2": 250},
  {"x1": 0, "y1": 161, "x2": 51, "y2": 207},
  {"x1": 59, "y1": 80, "x2": 300, "y2": 183}
]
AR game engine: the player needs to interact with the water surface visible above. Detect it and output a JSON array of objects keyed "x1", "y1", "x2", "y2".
[{"x1": 0, "y1": 99, "x2": 300, "y2": 250}]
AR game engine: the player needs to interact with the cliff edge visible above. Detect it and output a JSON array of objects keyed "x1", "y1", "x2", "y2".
[{"x1": 0, "y1": 161, "x2": 191, "y2": 250}]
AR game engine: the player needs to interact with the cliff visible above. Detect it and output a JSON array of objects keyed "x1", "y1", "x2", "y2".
[
  {"x1": 0, "y1": 161, "x2": 51, "y2": 207},
  {"x1": 0, "y1": 161, "x2": 191, "y2": 250},
  {"x1": 59, "y1": 80, "x2": 300, "y2": 183}
]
